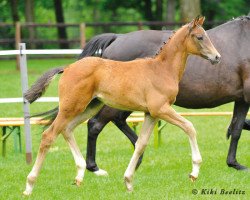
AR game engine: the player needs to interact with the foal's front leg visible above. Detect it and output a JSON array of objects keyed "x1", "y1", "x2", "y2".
[
  {"x1": 124, "y1": 113, "x2": 158, "y2": 191},
  {"x1": 157, "y1": 105, "x2": 202, "y2": 181}
]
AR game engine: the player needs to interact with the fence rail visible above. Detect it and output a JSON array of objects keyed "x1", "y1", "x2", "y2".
[
  {"x1": 0, "y1": 49, "x2": 82, "y2": 56},
  {"x1": 0, "y1": 21, "x2": 225, "y2": 49}
]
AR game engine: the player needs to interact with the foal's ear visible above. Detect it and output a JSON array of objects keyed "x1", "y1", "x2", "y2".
[
  {"x1": 189, "y1": 15, "x2": 199, "y2": 29},
  {"x1": 196, "y1": 16, "x2": 205, "y2": 26},
  {"x1": 189, "y1": 15, "x2": 205, "y2": 29}
]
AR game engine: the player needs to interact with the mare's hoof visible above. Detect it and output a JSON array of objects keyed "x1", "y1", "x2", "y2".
[
  {"x1": 227, "y1": 162, "x2": 248, "y2": 170},
  {"x1": 124, "y1": 177, "x2": 133, "y2": 192},
  {"x1": 93, "y1": 169, "x2": 108, "y2": 176},
  {"x1": 189, "y1": 174, "x2": 197, "y2": 182}
]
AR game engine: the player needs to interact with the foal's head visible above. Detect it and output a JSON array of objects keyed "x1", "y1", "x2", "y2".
[{"x1": 186, "y1": 16, "x2": 221, "y2": 64}]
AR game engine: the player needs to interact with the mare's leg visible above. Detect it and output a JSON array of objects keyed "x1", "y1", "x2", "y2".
[
  {"x1": 226, "y1": 100, "x2": 249, "y2": 170},
  {"x1": 86, "y1": 107, "x2": 141, "y2": 175},
  {"x1": 112, "y1": 111, "x2": 143, "y2": 169},
  {"x1": 243, "y1": 119, "x2": 250, "y2": 130},
  {"x1": 124, "y1": 113, "x2": 157, "y2": 191},
  {"x1": 155, "y1": 105, "x2": 202, "y2": 181},
  {"x1": 86, "y1": 106, "x2": 113, "y2": 175}
]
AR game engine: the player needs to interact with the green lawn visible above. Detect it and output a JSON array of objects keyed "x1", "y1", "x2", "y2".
[{"x1": 0, "y1": 59, "x2": 249, "y2": 200}]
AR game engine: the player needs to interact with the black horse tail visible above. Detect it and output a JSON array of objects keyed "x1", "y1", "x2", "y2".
[
  {"x1": 24, "y1": 67, "x2": 64, "y2": 103},
  {"x1": 30, "y1": 106, "x2": 59, "y2": 127},
  {"x1": 78, "y1": 33, "x2": 118, "y2": 59}
]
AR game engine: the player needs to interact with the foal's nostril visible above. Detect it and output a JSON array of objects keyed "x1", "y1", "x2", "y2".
[{"x1": 215, "y1": 55, "x2": 221, "y2": 61}]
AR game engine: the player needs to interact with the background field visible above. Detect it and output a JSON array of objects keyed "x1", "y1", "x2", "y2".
[{"x1": 0, "y1": 59, "x2": 249, "y2": 200}]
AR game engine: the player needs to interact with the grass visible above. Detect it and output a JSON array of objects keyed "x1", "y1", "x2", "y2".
[{"x1": 0, "y1": 59, "x2": 250, "y2": 200}]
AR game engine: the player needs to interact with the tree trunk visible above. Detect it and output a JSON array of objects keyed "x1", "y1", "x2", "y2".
[
  {"x1": 93, "y1": 0, "x2": 101, "y2": 34},
  {"x1": 25, "y1": 0, "x2": 36, "y2": 49},
  {"x1": 156, "y1": 0, "x2": 163, "y2": 21},
  {"x1": 10, "y1": 0, "x2": 19, "y2": 22},
  {"x1": 154, "y1": 0, "x2": 163, "y2": 30},
  {"x1": 53, "y1": 0, "x2": 69, "y2": 49},
  {"x1": 166, "y1": 0, "x2": 176, "y2": 23},
  {"x1": 144, "y1": 0, "x2": 154, "y2": 21},
  {"x1": 179, "y1": 0, "x2": 201, "y2": 22},
  {"x1": 144, "y1": 0, "x2": 155, "y2": 29}
]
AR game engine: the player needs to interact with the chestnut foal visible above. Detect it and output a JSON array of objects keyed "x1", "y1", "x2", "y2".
[{"x1": 23, "y1": 16, "x2": 220, "y2": 195}]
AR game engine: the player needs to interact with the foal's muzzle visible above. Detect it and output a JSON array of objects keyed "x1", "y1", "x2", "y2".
[
  {"x1": 202, "y1": 53, "x2": 221, "y2": 65},
  {"x1": 210, "y1": 54, "x2": 221, "y2": 65}
]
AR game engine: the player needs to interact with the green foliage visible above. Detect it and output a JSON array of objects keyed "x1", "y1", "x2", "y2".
[
  {"x1": 201, "y1": 0, "x2": 249, "y2": 21},
  {"x1": 0, "y1": 0, "x2": 249, "y2": 49}
]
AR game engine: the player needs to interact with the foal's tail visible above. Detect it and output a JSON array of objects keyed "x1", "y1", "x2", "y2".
[
  {"x1": 24, "y1": 67, "x2": 64, "y2": 103},
  {"x1": 78, "y1": 33, "x2": 118, "y2": 58}
]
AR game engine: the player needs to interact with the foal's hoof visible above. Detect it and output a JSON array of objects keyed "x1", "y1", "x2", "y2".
[
  {"x1": 189, "y1": 174, "x2": 197, "y2": 182},
  {"x1": 124, "y1": 177, "x2": 133, "y2": 192},
  {"x1": 93, "y1": 169, "x2": 108, "y2": 176},
  {"x1": 72, "y1": 179, "x2": 82, "y2": 187},
  {"x1": 23, "y1": 190, "x2": 31, "y2": 196}
]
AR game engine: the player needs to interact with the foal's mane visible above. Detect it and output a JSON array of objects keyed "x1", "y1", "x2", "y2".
[
  {"x1": 154, "y1": 30, "x2": 175, "y2": 57},
  {"x1": 154, "y1": 23, "x2": 189, "y2": 57}
]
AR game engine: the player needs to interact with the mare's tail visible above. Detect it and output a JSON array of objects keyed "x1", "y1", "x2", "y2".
[
  {"x1": 31, "y1": 106, "x2": 59, "y2": 127},
  {"x1": 78, "y1": 33, "x2": 118, "y2": 58},
  {"x1": 24, "y1": 67, "x2": 64, "y2": 103}
]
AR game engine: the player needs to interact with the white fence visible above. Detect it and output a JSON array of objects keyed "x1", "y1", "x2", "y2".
[{"x1": 0, "y1": 44, "x2": 81, "y2": 163}]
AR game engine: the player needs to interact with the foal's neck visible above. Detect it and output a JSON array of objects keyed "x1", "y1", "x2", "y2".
[{"x1": 155, "y1": 25, "x2": 189, "y2": 81}]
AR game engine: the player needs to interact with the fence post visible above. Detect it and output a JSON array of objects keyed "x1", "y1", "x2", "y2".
[
  {"x1": 19, "y1": 43, "x2": 32, "y2": 164},
  {"x1": 79, "y1": 23, "x2": 86, "y2": 48},
  {"x1": 138, "y1": 21, "x2": 143, "y2": 30},
  {"x1": 15, "y1": 22, "x2": 21, "y2": 70}
]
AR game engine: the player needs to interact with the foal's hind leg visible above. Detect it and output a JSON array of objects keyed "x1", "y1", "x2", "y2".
[
  {"x1": 63, "y1": 99, "x2": 104, "y2": 184},
  {"x1": 155, "y1": 105, "x2": 202, "y2": 181},
  {"x1": 23, "y1": 116, "x2": 68, "y2": 196}
]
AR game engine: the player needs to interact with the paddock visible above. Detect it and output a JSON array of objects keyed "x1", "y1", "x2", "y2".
[{"x1": 0, "y1": 49, "x2": 249, "y2": 199}]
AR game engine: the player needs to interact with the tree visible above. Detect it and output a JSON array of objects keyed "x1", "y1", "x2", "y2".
[
  {"x1": 25, "y1": 0, "x2": 36, "y2": 48},
  {"x1": 10, "y1": 0, "x2": 19, "y2": 22},
  {"x1": 53, "y1": 0, "x2": 69, "y2": 49},
  {"x1": 144, "y1": 0, "x2": 154, "y2": 21},
  {"x1": 166, "y1": 0, "x2": 176, "y2": 22},
  {"x1": 156, "y1": 0, "x2": 163, "y2": 21},
  {"x1": 180, "y1": 0, "x2": 201, "y2": 22}
]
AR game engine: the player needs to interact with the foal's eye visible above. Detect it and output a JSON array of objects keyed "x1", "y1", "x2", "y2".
[{"x1": 197, "y1": 36, "x2": 203, "y2": 41}]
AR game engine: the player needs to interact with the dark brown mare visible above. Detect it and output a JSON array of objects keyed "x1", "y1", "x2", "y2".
[
  {"x1": 76, "y1": 16, "x2": 250, "y2": 173},
  {"x1": 23, "y1": 17, "x2": 220, "y2": 195}
]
